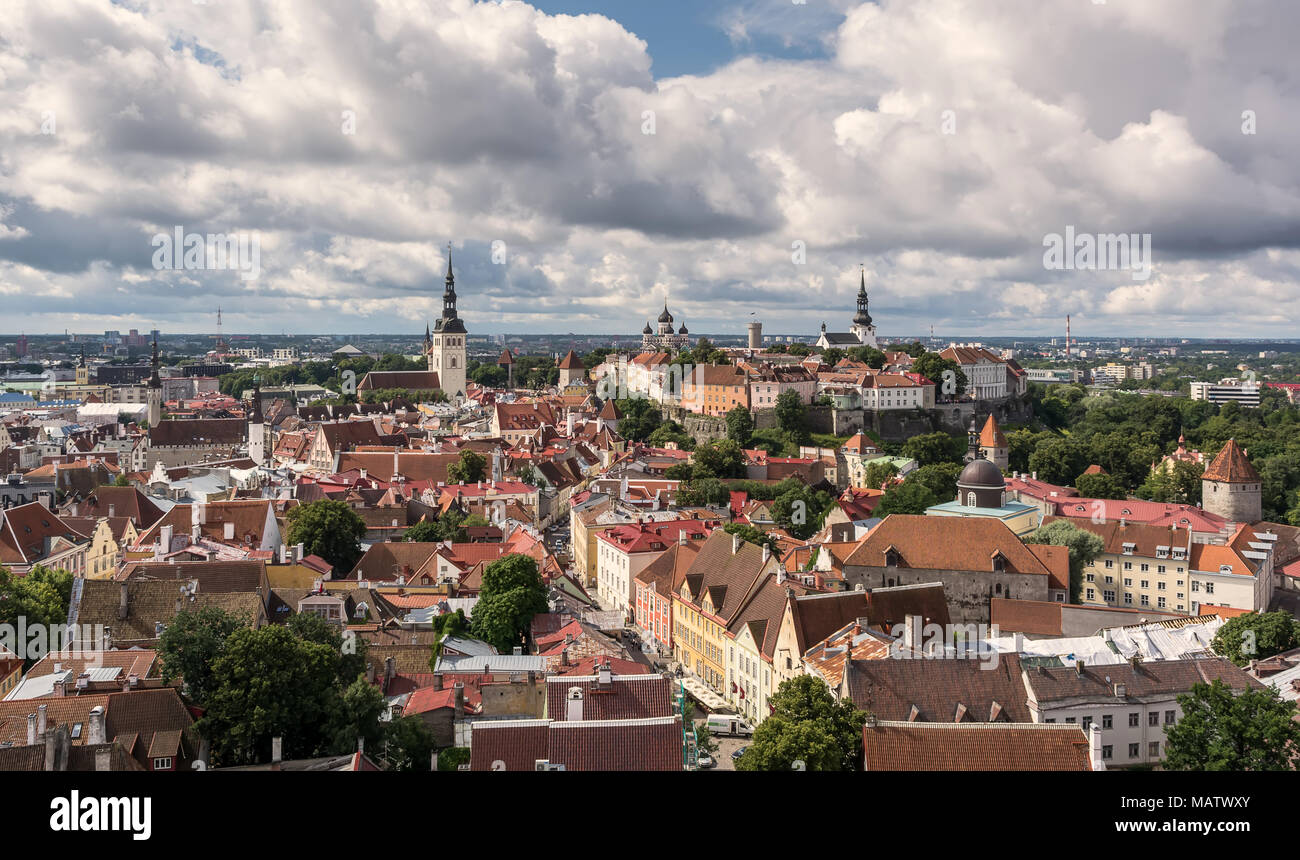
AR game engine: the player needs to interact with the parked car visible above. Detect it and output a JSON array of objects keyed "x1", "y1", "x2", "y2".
[
  {"x1": 696, "y1": 752, "x2": 715, "y2": 769},
  {"x1": 731, "y1": 746, "x2": 748, "y2": 762}
]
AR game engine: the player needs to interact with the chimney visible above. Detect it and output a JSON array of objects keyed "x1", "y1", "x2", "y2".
[
  {"x1": 95, "y1": 747, "x2": 112, "y2": 772},
  {"x1": 88, "y1": 706, "x2": 106, "y2": 745},
  {"x1": 762, "y1": 544, "x2": 771, "y2": 565},
  {"x1": 224, "y1": 521, "x2": 235, "y2": 541},
  {"x1": 37, "y1": 704, "x2": 48, "y2": 739},
  {"x1": 597, "y1": 660, "x2": 612, "y2": 688},
  {"x1": 513, "y1": 646, "x2": 522, "y2": 656},
  {"x1": 108, "y1": 504, "x2": 116, "y2": 518},
  {"x1": 26, "y1": 713, "x2": 36, "y2": 745},
  {"x1": 119, "y1": 582, "x2": 129, "y2": 620},
  {"x1": 1075, "y1": 659, "x2": 1086, "y2": 676},
  {"x1": 296, "y1": 542, "x2": 304, "y2": 562},
  {"x1": 160, "y1": 523, "x2": 173, "y2": 551},
  {"x1": 1089, "y1": 723, "x2": 1105, "y2": 771},
  {"x1": 732, "y1": 535, "x2": 741, "y2": 555},
  {"x1": 453, "y1": 682, "x2": 466, "y2": 719},
  {"x1": 53, "y1": 678, "x2": 66, "y2": 698},
  {"x1": 433, "y1": 673, "x2": 444, "y2": 691},
  {"x1": 271, "y1": 736, "x2": 283, "y2": 771},
  {"x1": 904, "y1": 614, "x2": 923, "y2": 652},
  {"x1": 383, "y1": 657, "x2": 396, "y2": 692},
  {"x1": 566, "y1": 686, "x2": 584, "y2": 721},
  {"x1": 560, "y1": 648, "x2": 570, "y2": 667}
]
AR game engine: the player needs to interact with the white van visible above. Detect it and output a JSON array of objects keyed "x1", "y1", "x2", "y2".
[{"x1": 705, "y1": 714, "x2": 754, "y2": 737}]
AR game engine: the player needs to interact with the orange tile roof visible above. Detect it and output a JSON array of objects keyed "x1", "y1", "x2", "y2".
[{"x1": 1201, "y1": 439, "x2": 1260, "y2": 483}]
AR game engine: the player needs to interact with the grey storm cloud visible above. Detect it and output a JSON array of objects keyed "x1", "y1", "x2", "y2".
[{"x1": 2, "y1": 0, "x2": 1300, "y2": 337}]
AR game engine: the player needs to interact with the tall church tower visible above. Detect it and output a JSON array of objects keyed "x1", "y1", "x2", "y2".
[
  {"x1": 849, "y1": 266, "x2": 878, "y2": 349},
  {"x1": 75, "y1": 347, "x2": 90, "y2": 386},
  {"x1": 428, "y1": 245, "x2": 467, "y2": 403},
  {"x1": 247, "y1": 375, "x2": 266, "y2": 466},
  {"x1": 146, "y1": 335, "x2": 163, "y2": 427}
]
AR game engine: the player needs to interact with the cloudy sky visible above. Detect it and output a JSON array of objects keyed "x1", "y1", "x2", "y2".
[{"x1": 2, "y1": 0, "x2": 1299, "y2": 339}]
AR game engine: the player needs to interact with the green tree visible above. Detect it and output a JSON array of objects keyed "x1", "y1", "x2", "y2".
[
  {"x1": 386, "y1": 716, "x2": 438, "y2": 771},
  {"x1": 198, "y1": 625, "x2": 355, "y2": 766},
  {"x1": 691, "y1": 439, "x2": 746, "y2": 479},
  {"x1": 875, "y1": 482, "x2": 939, "y2": 516},
  {"x1": 470, "y1": 554, "x2": 549, "y2": 653},
  {"x1": 725, "y1": 406, "x2": 755, "y2": 446},
  {"x1": 772, "y1": 486, "x2": 824, "y2": 540},
  {"x1": 1027, "y1": 437, "x2": 1087, "y2": 486},
  {"x1": 861, "y1": 459, "x2": 900, "y2": 489},
  {"x1": 912, "y1": 353, "x2": 966, "y2": 397},
  {"x1": 429, "y1": 609, "x2": 471, "y2": 668},
  {"x1": 736, "y1": 675, "x2": 867, "y2": 771},
  {"x1": 675, "y1": 477, "x2": 730, "y2": 507},
  {"x1": 1075, "y1": 472, "x2": 1126, "y2": 499},
  {"x1": 774, "y1": 390, "x2": 809, "y2": 442},
  {"x1": 447, "y1": 450, "x2": 488, "y2": 484},
  {"x1": 112, "y1": 474, "x2": 132, "y2": 487},
  {"x1": 0, "y1": 565, "x2": 74, "y2": 649},
  {"x1": 286, "y1": 500, "x2": 368, "y2": 572},
  {"x1": 723, "y1": 522, "x2": 779, "y2": 554},
  {"x1": 331, "y1": 676, "x2": 388, "y2": 756},
  {"x1": 615, "y1": 397, "x2": 661, "y2": 442},
  {"x1": 1210, "y1": 611, "x2": 1300, "y2": 667},
  {"x1": 647, "y1": 420, "x2": 694, "y2": 450},
  {"x1": 157, "y1": 606, "x2": 247, "y2": 705},
  {"x1": 1024, "y1": 519, "x2": 1104, "y2": 603},
  {"x1": 901, "y1": 432, "x2": 962, "y2": 466},
  {"x1": 905, "y1": 462, "x2": 963, "y2": 501},
  {"x1": 287, "y1": 611, "x2": 368, "y2": 684},
  {"x1": 1163, "y1": 680, "x2": 1300, "y2": 771}
]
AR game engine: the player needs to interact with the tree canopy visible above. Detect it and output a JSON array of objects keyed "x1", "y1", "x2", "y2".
[
  {"x1": 1162, "y1": 680, "x2": 1300, "y2": 771},
  {"x1": 736, "y1": 675, "x2": 867, "y2": 771},
  {"x1": 286, "y1": 500, "x2": 368, "y2": 572}
]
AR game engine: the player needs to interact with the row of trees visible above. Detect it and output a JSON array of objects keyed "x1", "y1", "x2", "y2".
[{"x1": 1022, "y1": 385, "x2": 1300, "y2": 522}]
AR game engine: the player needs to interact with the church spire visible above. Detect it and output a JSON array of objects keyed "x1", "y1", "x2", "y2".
[
  {"x1": 148, "y1": 334, "x2": 161, "y2": 389},
  {"x1": 853, "y1": 264, "x2": 872, "y2": 327},
  {"x1": 434, "y1": 242, "x2": 466, "y2": 334}
]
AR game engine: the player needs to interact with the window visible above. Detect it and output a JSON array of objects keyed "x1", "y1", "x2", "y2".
[
  {"x1": 1064, "y1": 717, "x2": 1076, "y2": 723},
  {"x1": 1148, "y1": 712, "x2": 1159, "y2": 727},
  {"x1": 153, "y1": 757, "x2": 173, "y2": 770},
  {"x1": 1104, "y1": 559, "x2": 1113, "y2": 569},
  {"x1": 1045, "y1": 718, "x2": 1055, "y2": 723},
  {"x1": 1191, "y1": 581, "x2": 1200, "y2": 592},
  {"x1": 1140, "y1": 594, "x2": 1150, "y2": 606},
  {"x1": 1164, "y1": 710, "x2": 1176, "y2": 725},
  {"x1": 1129, "y1": 712, "x2": 1139, "y2": 727},
  {"x1": 1140, "y1": 564, "x2": 1149, "y2": 572},
  {"x1": 1128, "y1": 743, "x2": 1139, "y2": 758},
  {"x1": 1103, "y1": 590, "x2": 1115, "y2": 603},
  {"x1": 1086, "y1": 573, "x2": 1095, "y2": 582},
  {"x1": 1140, "y1": 580, "x2": 1149, "y2": 589},
  {"x1": 1086, "y1": 588, "x2": 1095, "y2": 601},
  {"x1": 1104, "y1": 576, "x2": 1113, "y2": 584},
  {"x1": 1158, "y1": 597, "x2": 1166, "y2": 609},
  {"x1": 1124, "y1": 594, "x2": 1133, "y2": 605},
  {"x1": 1124, "y1": 578, "x2": 1132, "y2": 587},
  {"x1": 1157, "y1": 581, "x2": 1166, "y2": 591},
  {"x1": 1123, "y1": 561, "x2": 1132, "y2": 571},
  {"x1": 1204, "y1": 582, "x2": 1214, "y2": 595},
  {"x1": 1148, "y1": 741, "x2": 1160, "y2": 758},
  {"x1": 1101, "y1": 745, "x2": 1113, "y2": 760},
  {"x1": 1102, "y1": 714, "x2": 1113, "y2": 729},
  {"x1": 1082, "y1": 716, "x2": 1092, "y2": 730}
]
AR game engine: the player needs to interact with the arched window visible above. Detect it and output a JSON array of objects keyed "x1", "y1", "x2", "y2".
[{"x1": 966, "y1": 492, "x2": 977, "y2": 507}]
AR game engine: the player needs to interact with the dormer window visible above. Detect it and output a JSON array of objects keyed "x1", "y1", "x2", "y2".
[{"x1": 884, "y1": 547, "x2": 900, "y2": 567}]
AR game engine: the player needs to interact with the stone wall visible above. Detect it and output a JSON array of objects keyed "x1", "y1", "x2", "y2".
[{"x1": 841, "y1": 564, "x2": 1050, "y2": 624}]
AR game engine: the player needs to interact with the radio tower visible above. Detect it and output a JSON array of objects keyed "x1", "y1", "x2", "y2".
[
  {"x1": 210, "y1": 306, "x2": 226, "y2": 354},
  {"x1": 1066, "y1": 315, "x2": 1071, "y2": 362}
]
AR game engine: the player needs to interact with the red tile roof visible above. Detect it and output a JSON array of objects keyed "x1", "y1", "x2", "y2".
[{"x1": 863, "y1": 721, "x2": 1092, "y2": 771}]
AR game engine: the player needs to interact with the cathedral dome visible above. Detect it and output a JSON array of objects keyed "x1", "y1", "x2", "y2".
[
  {"x1": 678, "y1": 323, "x2": 688, "y2": 334},
  {"x1": 957, "y1": 458, "x2": 1004, "y2": 489},
  {"x1": 642, "y1": 321, "x2": 653, "y2": 335},
  {"x1": 658, "y1": 305, "x2": 673, "y2": 324}
]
